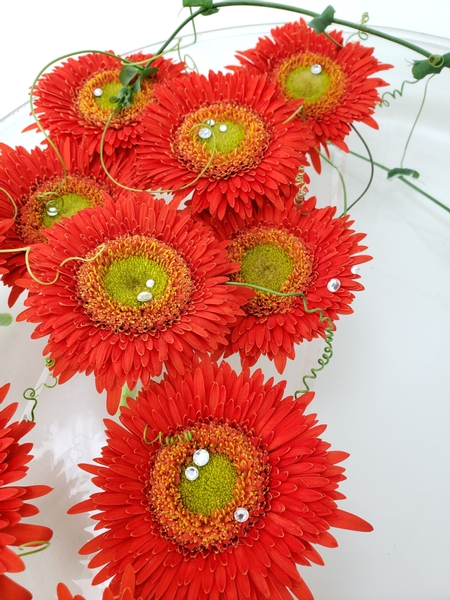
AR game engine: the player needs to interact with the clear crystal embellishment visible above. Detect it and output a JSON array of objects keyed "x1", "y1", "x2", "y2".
[
  {"x1": 137, "y1": 291, "x2": 153, "y2": 302},
  {"x1": 327, "y1": 278, "x2": 341, "y2": 293},
  {"x1": 185, "y1": 466, "x2": 199, "y2": 481},
  {"x1": 234, "y1": 507, "x2": 249, "y2": 522},
  {"x1": 193, "y1": 449, "x2": 210, "y2": 467}
]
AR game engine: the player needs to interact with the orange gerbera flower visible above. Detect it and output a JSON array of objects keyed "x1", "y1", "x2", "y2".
[
  {"x1": 231, "y1": 19, "x2": 391, "y2": 171},
  {"x1": 57, "y1": 564, "x2": 143, "y2": 600},
  {"x1": 0, "y1": 383, "x2": 53, "y2": 600},
  {"x1": 206, "y1": 195, "x2": 371, "y2": 372},
  {"x1": 0, "y1": 219, "x2": 13, "y2": 275},
  {"x1": 17, "y1": 196, "x2": 247, "y2": 415},
  {"x1": 69, "y1": 360, "x2": 372, "y2": 600},
  {"x1": 0, "y1": 138, "x2": 135, "y2": 306},
  {"x1": 136, "y1": 70, "x2": 314, "y2": 219},
  {"x1": 31, "y1": 51, "x2": 185, "y2": 155}
]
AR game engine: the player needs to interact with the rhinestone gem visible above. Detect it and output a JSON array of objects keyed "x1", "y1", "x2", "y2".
[
  {"x1": 234, "y1": 507, "x2": 249, "y2": 522},
  {"x1": 137, "y1": 291, "x2": 153, "y2": 302},
  {"x1": 198, "y1": 127, "x2": 212, "y2": 139},
  {"x1": 327, "y1": 278, "x2": 341, "y2": 293},
  {"x1": 206, "y1": 119, "x2": 215, "y2": 126},
  {"x1": 146, "y1": 279, "x2": 155, "y2": 288},
  {"x1": 93, "y1": 87, "x2": 103, "y2": 97},
  {"x1": 219, "y1": 124, "x2": 228, "y2": 132},
  {"x1": 46, "y1": 206, "x2": 58, "y2": 217},
  {"x1": 185, "y1": 466, "x2": 199, "y2": 481},
  {"x1": 310, "y1": 64, "x2": 322, "y2": 75},
  {"x1": 193, "y1": 449, "x2": 210, "y2": 467},
  {"x1": 351, "y1": 265, "x2": 360, "y2": 275}
]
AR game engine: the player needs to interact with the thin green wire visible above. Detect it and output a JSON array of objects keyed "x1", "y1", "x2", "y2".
[
  {"x1": 349, "y1": 150, "x2": 450, "y2": 214},
  {"x1": 340, "y1": 125, "x2": 375, "y2": 215},
  {"x1": 228, "y1": 282, "x2": 335, "y2": 395},
  {"x1": 400, "y1": 74, "x2": 435, "y2": 168},
  {"x1": 18, "y1": 541, "x2": 51, "y2": 557}
]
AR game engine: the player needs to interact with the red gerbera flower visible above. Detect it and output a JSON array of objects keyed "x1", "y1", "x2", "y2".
[
  {"x1": 69, "y1": 360, "x2": 372, "y2": 600},
  {"x1": 0, "y1": 138, "x2": 135, "y2": 306},
  {"x1": 57, "y1": 564, "x2": 143, "y2": 600},
  {"x1": 0, "y1": 383, "x2": 53, "y2": 600},
  {"x1": 231, "y1": 19, "x2": 391, "y2": 171},
  {"x1": 0, "y1": 219, "x2": 14, "y2": 275},
  {"x1": 17, "y1": 196, "x2": 247, "y2": 415},
  {"x1": 206, "y1": 195, "x2": 371, "y2": 372},
  {"x1": 136, "y1": 70, "x2": 315, "y2": 219},
  {"x1": 31, "y1": 51, "x2": 185, "y2": 156}
]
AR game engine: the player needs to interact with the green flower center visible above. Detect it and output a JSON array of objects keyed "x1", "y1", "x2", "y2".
[
  {"x1": 41, "y1": 193, "x2": 91, "y2": 228},
  {"x1": 201, "y1": 121, "x2": 246, "y2": 154},
  {"x1": 179, "y1": 453, "x2": 237, "y2": 516},
  {"x1": 77, "y1": 69, "x2": 155, "y2": 127},
  {"x1": 241, "y1": 244, "x2": 292, "y2": 292},
  {"x1": 173, "y1": 102, "x2": 270, "y2": 180},
  {"x1": 103, "y1": 256, "x2": 168, "y2": 308},
  {"x1": 94, "y1": 80, "x2": 127, "y2": 110},
  {"x1": 285, "y1": 67, "x2": 330, "y2": 102}
]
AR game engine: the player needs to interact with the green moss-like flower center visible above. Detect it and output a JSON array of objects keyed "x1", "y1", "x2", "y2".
[
  {"x1": 77, "y1": 69, "x2": 155, "y2": 127},
  {"x1": 241, "y1": 244, "x2": 292, "y2": 292},
  {"x1": 94, "y1": 80, "x2": 127, "y2": 110},
  {"x1": 17, "y1": 174, "x2": 108, "y2": 245},
  {"x1": 285, "y1": 67, "x2": 331, "y2": 102},
  {"x1": 173, "y1": 102, "x2": 270, "y2": 179},
  {"x1": 41, "y1": 193, "x2": 91, "y2": 228},
  {"x1": 179, "y1": 453, "x2": 237, "y2": 516},
  {"x1": 201, "y1": 121, "x2": 246, "y2": 154},
  {"x1": 103, "y1": 256, "x2": 168, "y2": 308}
]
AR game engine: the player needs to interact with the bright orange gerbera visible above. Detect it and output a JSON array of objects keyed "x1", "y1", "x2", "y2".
[
  {"x1": 206, "y1": 195, "x2": 371, "y2": 372},
  {"x1": 31, "y1": 51, "x2": 185, "y2": 155},
  {"x1": 0, "y1": 138, "x2": 134, "y2": 306},
  {"x1": 0, "y1": 219, "x2": 13, "y2": 275},
  {"x1": 17, "y1": 196, "x2": 247, "y2": 415},
  {"x1": 231, "y1": 19, "x2": 391, "y2": 171},
  {"x1": 57, "y1": 564, "x2": 143, "y2": 600},
  {"x1": 136, "y1": 70, "x2": 314, "y2": 219},
  {"x1": 0, "y1": 383, "x2": 53, "y2": 600},
  {"x1": 69, "y1": 360, "x2": 372, "y2": 600}
]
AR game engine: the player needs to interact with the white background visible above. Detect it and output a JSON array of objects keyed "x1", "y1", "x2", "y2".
[{"x1": 1, "y1": 2, "x2": 450, "y2": 600}]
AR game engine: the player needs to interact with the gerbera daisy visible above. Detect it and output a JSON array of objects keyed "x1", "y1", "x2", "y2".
[
  {"x1": 17, "y1": 196, "x2": 247, "y2": 415},
  {"x1": 207, "y1": 195, "x2": 371, "y2": 373},
  {"x1": 136, "y1": 70, "x2": 315, "y2": 219},
  {"x1": 57, "y1": 564, "x2": 143, "y2": 600},
  {"x1": 31, "y1": 51, "x2": 185, "y2": 156},
  {"x1": 69, "y1": 360, "x2": 372, "y2": 600},
  {"x1": 0, "y1": 219, "x2": 14, "y2": 275},
  {"x1": 231, "y1": 19, "x2": 391, "y2": 171},
  {"x1": 0, "y1": 383, "x2": 53, "y2": 600},
  {"x1": 0, "y1": 138, "x2": 135, "y2": 306}
]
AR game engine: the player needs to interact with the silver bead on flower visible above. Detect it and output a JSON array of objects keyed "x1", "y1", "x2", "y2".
[
  {"x1": 137, "y1": 291, "x2": 153, "y2": 303},
  {"x1": 93, "y1": 87, "x2": 103, "y2": 97},
  {"x1": 146, "y1": 279, "x2": 155, "y2": 288},
  {"x1": 351, "y1": 265, "x2": 360, "y2": 275},
  {"x1": 206, "y1": 119, "x2": 215, "y2": 126},
  {"x1": 310, "y1": 64, "x2": 322, "y2": 75},
  {"x1": 327, "y1": 278, "x2": 341, "y2": 293},
  {"x1": 234, "y1": 507, "x2": 249, "y2": 522},
  {"x1": 198, "y1": 127, "x2": 212, "y2": 139},
  {"x1": 219, "y1": 124, "x2": 228, "y2": 132},
  {"x1": 185, "y1": 466, "x2": 199, "y2": 481},
  {"x1": 46, "y1": 206, "x2": 58, "y2": 217},
  {"x1": 193, "y1": 449, "x2": 210, "y2": 467}
]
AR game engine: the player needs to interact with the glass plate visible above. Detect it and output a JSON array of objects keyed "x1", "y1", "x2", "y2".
[{"x1": 1, "y1": 23, "x2": 450, "y2": 600}]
